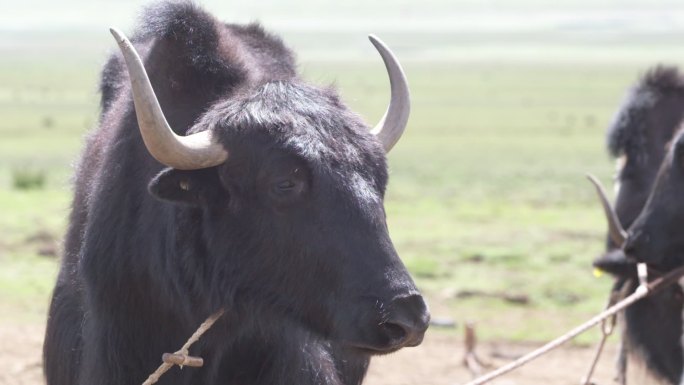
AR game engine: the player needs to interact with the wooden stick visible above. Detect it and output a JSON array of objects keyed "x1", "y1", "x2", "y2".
[{"x1": 162, "y1": 353, "x2": 204, "y2": 368}]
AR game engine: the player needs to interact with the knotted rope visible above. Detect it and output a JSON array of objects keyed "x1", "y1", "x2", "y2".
[{"x1": 141, "y1": 309, "x2": 225, "y2": 385}]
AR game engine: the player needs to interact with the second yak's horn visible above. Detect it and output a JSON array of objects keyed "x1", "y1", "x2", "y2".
[
  {"x1": 586, "y1": 174, "x2": 628, "y2": 247},
  {"x1": 110, "y1": 28, "x2": 228, "y2": 170}
]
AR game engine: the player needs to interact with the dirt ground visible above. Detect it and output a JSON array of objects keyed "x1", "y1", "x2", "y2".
[
  {"x1": 0, "y1": 322, "x2": 631, "y2": 385},
  {"x1": 366, "y1": 332, "x2": 621, "y2": 385}
]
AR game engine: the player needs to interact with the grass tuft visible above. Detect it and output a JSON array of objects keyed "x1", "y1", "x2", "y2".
[{"x1": 12, "y1": 168, "x2": 46, "y2": 191}]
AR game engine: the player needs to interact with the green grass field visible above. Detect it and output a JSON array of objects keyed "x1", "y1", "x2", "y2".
[{"x1": 2, "y1": 0, "x2": 683, "y2": 344}]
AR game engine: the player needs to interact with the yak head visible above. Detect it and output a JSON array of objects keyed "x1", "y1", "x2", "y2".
[
  {"x1": 592, "y1": 66, "x2": 684, "y2": 276},
  {"x1": 589, "y1": 128, "x2": 684, "y2": 274},
  {"x1": 621, "y1": 129, "x2": 684, "y2": 271},
  {"x1": 110, "y1": 29, "x2": 429, "y2": 354}
]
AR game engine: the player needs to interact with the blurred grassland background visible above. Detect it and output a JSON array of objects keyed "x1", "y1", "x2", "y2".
[{"x1": 3, "y1": 0, "x2": 684, "y2": 343}]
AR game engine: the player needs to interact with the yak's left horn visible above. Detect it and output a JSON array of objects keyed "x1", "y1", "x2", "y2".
[
  {"x1": 369, "y1": 35, "x2": 410, "y2": 153},
  {"x1": 110, "y1": 28, "x2": 228, "y2": 170},
  {"x1": 586, "y1": 174, "x2": 628, "y2": 247}
]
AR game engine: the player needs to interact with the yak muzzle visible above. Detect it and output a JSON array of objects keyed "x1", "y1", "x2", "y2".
[
  {"x1": 346, "y1": 293, "x2": 430, "y2": 354},
  {"x1": 379, "y1": 294, "x2": 430, "y2": 349}
]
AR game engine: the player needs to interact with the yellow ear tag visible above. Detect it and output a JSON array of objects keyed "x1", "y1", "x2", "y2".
[{"x1": 593, "y1": 268, "x2": 604, "y2": 278}]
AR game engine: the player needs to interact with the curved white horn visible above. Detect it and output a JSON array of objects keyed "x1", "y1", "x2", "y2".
[
  {"x1": 368, "y1": 35, "x2": 411, "y2": 153},
  {"x1": 109, "y1": 28, "x2": 228, "y2": 170},
  {"x1": 586, "y1": 174, "x2": 628, "y2": 247}
]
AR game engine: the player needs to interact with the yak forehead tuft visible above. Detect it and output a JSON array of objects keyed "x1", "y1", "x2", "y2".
[{"x1": 196, "y1": 79, "x2": 388, "y2": 190}]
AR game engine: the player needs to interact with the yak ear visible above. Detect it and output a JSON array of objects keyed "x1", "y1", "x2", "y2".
[{"x1": 148, "y1": 168, "x2": 213, "y2": 206}]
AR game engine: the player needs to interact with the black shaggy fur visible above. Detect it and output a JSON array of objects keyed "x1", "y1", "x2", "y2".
[
  {"x1": 595, "y1": 65, "x2": 684, "y2": 384},
  {"x1": 43, "y1": 3, "x2": 428, "y2": 385},
  {"x1": 607, "y1": 66, "x2": 684, "y2": 165}
]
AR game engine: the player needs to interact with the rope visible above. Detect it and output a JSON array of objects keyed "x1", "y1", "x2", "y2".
[
  {"x1": 580, "y1": 285, "x2": 622, "y2": 385},
  {"x1": 462, "y1": 264, "x2": 684, "y2": 385},
  {"x1": 141, "y1": 308, "x2": 225, "y2": 385}
]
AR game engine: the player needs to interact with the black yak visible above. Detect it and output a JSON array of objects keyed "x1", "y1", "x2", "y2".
[
  {"x1": 591, "y1": 66, "x2": 684, "y2": 384},
  {"x1": 43, "y1": 2, "x2": 429, "y2": 385}
]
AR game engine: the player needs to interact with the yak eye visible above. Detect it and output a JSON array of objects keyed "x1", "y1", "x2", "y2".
[
  {"x1": 266, "y1": 165, "x2": 308, "y2": 206},
  {"x1": 277, "y1": 180, "x2": 296, "y2": 190}
]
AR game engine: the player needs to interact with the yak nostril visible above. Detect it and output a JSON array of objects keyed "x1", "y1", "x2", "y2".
[{"x1": 379, "y1": 322, "x2": 408, "y2": 344}]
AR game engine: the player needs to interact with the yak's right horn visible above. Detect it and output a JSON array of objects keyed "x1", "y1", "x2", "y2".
[{"x1": 110, "y1": 28, "x2": 228, "y2": 170}]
